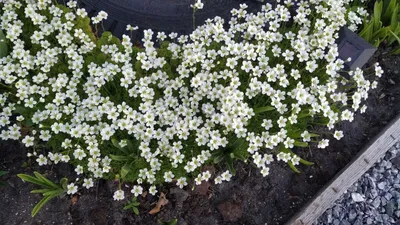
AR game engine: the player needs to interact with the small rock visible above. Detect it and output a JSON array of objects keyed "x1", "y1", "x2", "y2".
[
  {"x1": 366, "y1": 217, "x2": 374, "y2": 224},
  {"x1": 372, "y1": 197, "x2": 381, "y2": 208},
  {"x1": 348, "y1": 209, "x2": 357, "y2": 221},
  {"x1": 333, "y1": 205, "x2": 342, "y2": 218},
  {"x1": 392, "y1": 155, "x2": 400, "y2": 167},
  {"x1": 327, "y1": 213, "x2": 333, "y2": 223},
  {"x1": 384, "y1": 193, "x2": 392, "y2": 200},
  {"x1": 351, "y1": 193, "x2": 365, "y2": 202},
  {"x1": 395, "y1": 210, "x2": 400, "y2": 218},
  {"x1": 170, "y1": 187, "x2": 189, "y2": 209},
  {"x1": 378, "y1": 182, "x2": 387, "y2": 190},
  {"x1": 381, "y1": 197, "x2": 387, "y2": 206},
  {"x1": 340, "y1": 220, "x2": 351, "y2": 225},
  {"x1": 333, "y1": 219, "x2": 340, "y2": 225},
  {"x1": 386, "y1": 201, "x2": 395, "y2": 217},
  {"x1": 381, "y1": 214, "x2": 390, "y2": 223},
  {"x1": 353, "y1": 219, "x2": 363, "y2": 225},
  {"x1": 367, "y1": 177, "x2": 376, "y2": 189},
  {"x1": 385, "y1": 161, "x2": 393, "y2": 169}
]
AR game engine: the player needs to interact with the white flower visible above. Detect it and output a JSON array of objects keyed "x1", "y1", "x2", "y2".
[
  {"x1": 176, "y1": 177, "x2": 188, "y2": 188},
  {"x1": 221, "y1": 171, "x2": 232, "y2": 181},
  {"x1": 131, "y1": 185, "x2": 143, "y2": 197},
  {"x1": 83, "y1": 178, "x2": 94, "y2": 189},
  {"x1": 191, "y1": 0, "x2": 204, "y2": 10},
  {"x1": 113, "y1": 190, "x2": 125, "y2": 201},
  {"x1": 67, "y1": 183, "x2": 78, "y2": 195},
  {"x1": 318, "y1": 139, "x2": 330, "y2": 149},
  {"x1": 163, "y1": 171, "x2": 175, "y2": 183},
  {"x1": 126, "y1": 24, "x2": 139, "y2": 31},
  {"x1": 36, "y1": 154, "x2": 48, "y2": 166},
  {"x1": 214, "y1": 176, "x2": 223, "y2": 184},
  {"x1": 333, "y1": 130, "x2": 344, "y2": 140},
  {"x1": 260, "y1": 167, "x2": 270, "y2": 177},
  {"x1": 149, "y1": 185, "x2": 158, "y2": 195}
]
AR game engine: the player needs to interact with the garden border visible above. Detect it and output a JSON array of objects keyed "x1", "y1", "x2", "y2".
[{"x1": 285, "y1": 114, "x2": 400, "y2": 225}]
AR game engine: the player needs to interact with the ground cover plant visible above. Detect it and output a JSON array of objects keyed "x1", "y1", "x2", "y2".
[{"x1": 0, "y1": 0, "x2": 385, "y2": 217}]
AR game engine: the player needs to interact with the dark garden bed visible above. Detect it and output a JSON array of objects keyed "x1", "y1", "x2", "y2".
[
  {"x1": 1, "y1": 0, "x2": 400, "y2": 225},
  {"x1": 1, "y1": 52, "x2": 400, "y2": 225}
]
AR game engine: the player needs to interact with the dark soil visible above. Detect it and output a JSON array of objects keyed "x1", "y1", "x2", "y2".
[{"x1": 1, "y1": 52, "x2": 400, "y2": 225}]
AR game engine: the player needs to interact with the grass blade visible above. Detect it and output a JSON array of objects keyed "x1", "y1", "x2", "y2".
[{"x1": 0, "y1": 29, "x2": 8, "y2": 58}]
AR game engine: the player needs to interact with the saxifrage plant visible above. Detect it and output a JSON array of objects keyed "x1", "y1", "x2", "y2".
[{"x1": 0, "y1": 0, "x2": 383, "y2": 216}]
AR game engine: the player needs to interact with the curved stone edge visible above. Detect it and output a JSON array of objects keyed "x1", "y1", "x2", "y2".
[{"x1": 285, "y1": 114, "x2": 400, "y2": 225}]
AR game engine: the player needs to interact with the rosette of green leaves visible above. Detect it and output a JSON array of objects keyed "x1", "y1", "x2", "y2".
[{"x1": 17, "y1": 172, "x2": 68, "y2": 217}]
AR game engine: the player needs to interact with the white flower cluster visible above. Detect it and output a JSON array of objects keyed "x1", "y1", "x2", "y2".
[{"x1": 0, "y1": 0, "x2": 382, "y2": 200}]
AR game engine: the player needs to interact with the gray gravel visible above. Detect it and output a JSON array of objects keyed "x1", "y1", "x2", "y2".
[{"x1": 315, "y1": 141, "x2": 400, "y2": 225}]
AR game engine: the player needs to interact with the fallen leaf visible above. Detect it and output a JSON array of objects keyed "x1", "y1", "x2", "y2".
[
  {"x1": 141, "y1": 191, "x2": 148, "y2": 198},
  {"x1": 148, "y1": 192, "x2": 168, "y2": 215},
  {"x1": 71, "y1": 194, "x2": 79, "y2": 205}
]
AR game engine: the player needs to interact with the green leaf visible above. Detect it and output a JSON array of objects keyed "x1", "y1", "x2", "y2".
[
  {"x1": 33, "y1": 172, "x2": 59, "y2": 189},
  {"x1": 17, "y1": 174, "x2": 50, "y2": 188},
  {"x1": 213, "y1": 154, "x2": 225, "y2": 164},
  {"x1": 294, "y1": 141, "x2": 308, "y2": 147},
  {"x1": 133, "y1": 207, "x2": 139, "y2": 215},
  {"x1": 132, "y1": 202, "x2": 140, "y2": 206},
  {"x1": 120, "y1": 162, "x2": 130, "y2": 179},
  {"x1": 0, "y1": 171, "x2": 7, "y2": 177},
  {"x1": 254, "y1": 106, "x2": 274, "y2": 114},
  {"x1": 14, "y1": 106, "x2": 27, "y2": 114},
  {"x1": 383, "y1": 0, "x2": 396, "y2": 24},
  {"x1": 388, "y1": 29, "x2": 400, "y2": 44},
  {"x1": 360, "y1": 20, "x2": 374, "y2": 42},
  {"x1": 0, "y1": 29, "x2": 8, "y2": 58},
  {"x1": 109, "y1": 154, "x2": 130, "y2": 161},
  {"x1": 288, "y1": 161, "x2": 300, "y2": 173},
  {"x1": 111, "y1": 138, "x2": 122, "y2": 149},
  {"x1": 389, "y1": 46, "x2": 400, "y2": 55},
  {"x1": 309, "y1": 133, "x2": 320, "y2": 137},
  {"x1": 372, "y1": 26, "x2": 388, "y2": 44},
  {"x1": 123, "y1": 205, "x2": 132, "y2": 210},
  {"x1": 226, "y1": 157, "x2": 236, "y2": 176},
  {"x1": 390, "y1": 5, "x2": 399, "y2": 30},
  {"x1": 373, "y1": 1, "x2": 383, "y2": 31},
  {"x1": 60, "y1": 178, "x2": 68, "y2": 191},
  {"x1": 388, "y1": 23, "x2": 400, "y2": 45},
  {"x1": 388, "y1": 29, "x2": 400, "y2": 54},
  {"x1": 30, "y1": 188, "x2": 53, "y2": 194},
  {"x1": 31, "y1": 195, "x2": 54, "y2": 217},
  {"x1": 42, "y1": 189, "x2": 64, "y2": 197},
  {"x1": 166, "y1": 219, "x2": 178, "y2": 225},
  {"x1": 297, "y1": 110, "x2": 311, "y2": 119},
  {"x1": 300, "y1": 158, "x2": 314, "y2": 166}
]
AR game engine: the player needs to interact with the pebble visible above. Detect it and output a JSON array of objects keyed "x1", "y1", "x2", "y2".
[
  {"x1": 378, "y1": 182, "x2": 387, "y2": 190},
  {"x1": 372, "y1": 197, "x2": 380, "y2": 208},
  {"x1": 315, "y1": 141, "x2": 400, "y2": 225},
  {"x1": 351, "y1": 193, "x2": 365, "y2": 202}
]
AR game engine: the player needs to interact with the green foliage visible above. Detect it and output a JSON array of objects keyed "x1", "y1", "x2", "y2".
[
  {"x1": 158, "y1": 219, "x2": 178, "y2": 225},
  {"x1": 17, "y1": 172, "x2": 67, "y2": 217},
  {"x1": 123, "y1": 196, "x2": 141, "y2": 215},
  {"x1": 0, "y1": 29, "x2": 8, "y2": 58},
  {"x1": 359, "y1": 0, "x2": 400, "y2": 53},
  {"x1": 212, "y1": 138, "x2": 248, "y2": 176}
]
